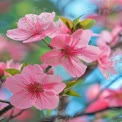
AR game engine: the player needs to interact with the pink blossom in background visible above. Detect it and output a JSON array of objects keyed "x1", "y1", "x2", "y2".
[
  {"x1": 6, "y1": 41, "x2": 28, "y2": 61},
  {"x1": 86, "y1": 84, "x2": 100, "y2": 101},
  {"x1": 88, "y1": 0, "x2": 122, "y2": 28},
  {"x1": 4, "y1": 64, "x2": 66, "y2": 109},
  {"x1": 0, "y1": 60, "x2": 22, "y2": 76},
  {"x1": 86, "y1": 99, "x2": 108, "y2": 113},
  {"x1": 110, "y1": 25, "x2": 122, "y2": 46},
  {"x1": 0, "y1": 0, "x2": 11, "y2": 13},
  {"x1": 0, "y1": 35, "x2": 8, "y2": 52},
  {"x1": 92, "y1": 0, "x2": 117, "y2": 8},
  {"x1": 7, "y1": 12, "x2": 56, "y2": 43},
  {"x1": 97, "y1": 38, "x2": 116, "y2": 78},
  {"x1": 106, "y1": 87, "x2": 122, "y2": 107},
  {"x1": 86, "y1": 84, "x2": 109, "y2": 113},
  {"x1": 97, "y1": 26, "x2": 122, "y2": 46},
  {"x1": 97, "y1": 31, "x2": 112, "y2": 44},
  {"x1": 0, "y1": 34, "x2": 28, "y2": 61},
  {"x1": 41, "y1": 29, "x2": 100, "y2": 77},
  {"x1": 118, "y1": 0, "x2": 122, "y2": 4}
]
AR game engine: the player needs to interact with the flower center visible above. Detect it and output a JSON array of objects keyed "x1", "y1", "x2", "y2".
[
  {"x1": 27, "y1": 82, "x2": 44, "y2": 98},
  {"x1": 61, "y1": 45, "x2": 79, "y2": 58}
]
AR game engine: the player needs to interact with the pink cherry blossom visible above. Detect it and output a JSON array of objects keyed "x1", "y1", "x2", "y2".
[
  {"x1": 7, "y1": 12, "x2": 56, "y2": 43},
  {"x1": 0, "y1": 60, "x2": 22, "y2": 77},
  {"x1": 86, "y1": 99, "x2": 108, "y2": 113},
  {"x1": 110, "y1": 25, "x2": 122, "y2": 46},
  {"x1": 105, "y1": 87, "x2": 122, "y2": 107},
  {"x1": 87, "y1": 0, "x2": 122, "y2": 28},
  {"x1": 0, "y1": 34, "x2": 28, "y2": 61},
  {"x1": 97, "y1": 39, "x2": 116, "y2": 78},
  {"x1": 0, "y1": 35, "x2": 8, "y2": 52},
  {"x1": 6, "y1": 41, "x2": 28, "y2": 61},
  {"x1": 41, "y1": 29, "x2": 100, "y2": 77},
  {"x1": 4, "y1": 64, "x2": 66, "y2": 110},
  {"x1": 86, "y1": 84, "x2": 109, "y2": 113},
  {"x1": 97, "y1": 31, "x2": 112, "y2": 44},
  {"x1": 92, "y1": 0, "x2": 117, "y2": 8},
  {"x1": 97, "y1": 26, "x2": 122, "y2": 47}
]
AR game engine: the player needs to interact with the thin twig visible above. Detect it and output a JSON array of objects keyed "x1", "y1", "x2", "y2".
[
  {"x1": 42, "y1": 39, "x2": 53, "y2": 49},
  {"x1": 0, "y1": 104, "x2": 13, "y2": 116},
  {"x1": 41, "y1": 107, "x2": 122, "y2": 122},
  {"x1": 0, "y1": 100, "x2": 10, "y2": 104},
  {"x1": 10, "y1": 109, "x2": 26, "y2": 119}
]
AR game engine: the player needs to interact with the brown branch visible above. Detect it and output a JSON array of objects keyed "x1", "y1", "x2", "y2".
[
  {"x1": 0, "y1": 104, "x2": 13, "y2": 116},
  {"x1": 55, "y1": 107, "x2": 122, "y2": 119},
  {"x1": 40, "y1": 107, "x2": 122, "y2": 122},
  {"x1": 0, "y1": 100, "x2": 10, "y2": 104},
  {"x1": 9, "y1": 109, "x2": 26, "y2": 120}
]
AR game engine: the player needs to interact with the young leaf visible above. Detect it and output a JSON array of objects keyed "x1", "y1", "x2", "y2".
[
  {"x1": 66, "y1": 79, "x2": 83, "y2": 88},
  {"x1": 5, "y1": 69, "x2": 20, "y2": 76},
  {"x1": 20, "y1": 63, "x2": 29, "y2": 71},
  {"x1": 76, "y1": 19, "x2": 96, "y2": 30},
  {"x1": 73, "y1": 15, "x2": 82, "y2": 30},
  {"x1": 59, "y1": 16, "x2": 73, "y2": 30},
  {"x1": 63, "y1": 89, "x2": 81, "y2": 97}
]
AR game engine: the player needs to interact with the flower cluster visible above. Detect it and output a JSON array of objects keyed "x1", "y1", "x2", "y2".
[{"x1": 0, "y1": 11, "x2": 121, "y2": 116}]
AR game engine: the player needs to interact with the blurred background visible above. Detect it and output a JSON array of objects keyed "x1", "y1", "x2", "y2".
[{"x1": 0, "y1": 0, "x2": 122, "y2": 122}]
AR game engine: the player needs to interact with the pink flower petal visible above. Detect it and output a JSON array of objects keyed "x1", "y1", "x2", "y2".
[
  {"x1": 10, "y1": 91, "x2": 33, "y2": 109},
  {"x1": 4, "y1": 75, "x2": 27, "y2": 93},
  {"x1": 40, "y1": 49, "x2": 63, "y2": 66},
  {"x1": 21, "y1": 64, "x2": 44, "y2": 81},
  {"x1": 71, "y1": 29, "x2": 92, "y2": 48},
  {"x1": 86, "y1": 99, "x2": 108, "y2": 113},
  {"x1": 17, "y1": 14, "x2": 38, "y2": 30},
  {"x1": 39, "y1": 12, "x2": 55, "y2": 24},
  {"x1": 40, "y1": 75, "x2": 66, "y2": 94},
  {"x1": 7, "y1": 29, "x2": 32, "y2": 41},
  {"x1": 34, "y1": 90, "x2": 59, "y2": 110},
  {"x1": 78, "y1": 46, "x2": 101, "y2": 63},
  {"x1": 23, "y1": 34, "x2": 45, "y2": 43},
  {"x1": 63, "y1": 57, "x2": 87, "y2": 77},
  {"x1": 50, "y1": 35, "x2": 71, "y2": 49}
]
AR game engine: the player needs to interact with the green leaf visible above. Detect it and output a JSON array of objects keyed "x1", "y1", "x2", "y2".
[
  {"x1": 5, "y1": 69, "x2": 20, "y2": 76},
  {"x1": 76, "y1": 19, "x2": 96, "y2": 30},
  {"x1": 66, "y1": 79, "x2": 83, "y2": 88},
  {"x1": 59, "y1": 16, "x2": 73, "y2": 30},
  {"x1": 63, "y1": 89, "x2": 81, "y2": 97},
  {"x1": 20, "y1": 63, "x2": 29, "y2": 71},
  {"x1": 73, "y1": 15, "x2": 82, "y2": 30}
]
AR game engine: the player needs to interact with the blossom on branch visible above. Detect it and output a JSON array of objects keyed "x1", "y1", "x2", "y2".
[
  {"x1": 86, "y1": 84, "x2": 109, "y2": 113},
  {"x1": 106, "y1": 87, "x2": 122, "y2": 107},
  {"x1": 41, "y1": 29, "x2": 100, "y2": 77},
  {"x1": 4, "y1": 64, "x2": 66, "y2": 110},
  {"x1": 7, "y1": 12, "x2": 56, "y2": 43}
]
